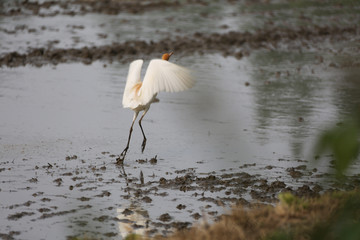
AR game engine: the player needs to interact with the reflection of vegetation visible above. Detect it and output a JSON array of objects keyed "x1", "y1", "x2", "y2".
[
  {"x1": 250, "y1": 50, "x2": 320, "y2": 156},
  {"x1": 250, "y1": 51, "x2": 319, "y2": 129},
  {"x1": 331, "y1": 69, "x2": 360, "y2": 117}
]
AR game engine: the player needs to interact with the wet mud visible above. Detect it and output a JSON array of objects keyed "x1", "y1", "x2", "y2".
[
  {"x1": 1, "y1": 25, "x2": 359, "y2": 68},
  {"x1": 2, "y1": 154, "x2": 360, "y2": 238},
  {"x1": 0, "y1": 0, "x2": 207, "y2": 17}
]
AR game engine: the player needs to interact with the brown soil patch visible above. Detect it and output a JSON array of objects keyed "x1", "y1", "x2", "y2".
[
  {"x1": 0, "y1": 0, "x2": 185, "y2": 17},
  {"x1": 1, "y1": 25, "x2": 358, "y2": 68}
]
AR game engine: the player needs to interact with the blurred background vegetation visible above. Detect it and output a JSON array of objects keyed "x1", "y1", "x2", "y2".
[{"x1": 315, "y1": 112, "x2": 360, "y2": 177}]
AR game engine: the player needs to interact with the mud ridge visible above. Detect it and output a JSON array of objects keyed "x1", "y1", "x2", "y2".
[
  {"x1": 1, "y1": 25, "x2": 358, "y2": 68},
  {"x1": 0, "y1": 0, "x2": 209, "y2": 17}
]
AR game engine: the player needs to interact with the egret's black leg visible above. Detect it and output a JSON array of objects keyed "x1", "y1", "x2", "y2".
[
  {"x1": 139, "y1": 109, "x2": 149, "y2": 153},
  {"x1": 117, "y1": 111, "x2": 139, "y2": 164}
]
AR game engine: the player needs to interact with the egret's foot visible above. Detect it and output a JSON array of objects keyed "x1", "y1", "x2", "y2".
[
  {"x1": 141, "y1": 138, "x2": 147, "y2": 153},
  {"x1": 120, "y1": 147, "x2": 128, "y2": 157},
  {"x1": 116, "y1": 147, "x2": 128, "y2": 164},
  {"x1": 149, "y1": 155, "x2": 157, "y2": 164},
  {"x1": 116, "y1": 156, "x2": 124, "y2": 165}
]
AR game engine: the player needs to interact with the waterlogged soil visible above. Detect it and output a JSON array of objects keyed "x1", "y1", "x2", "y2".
[
  {"x1": 1, "y1": 24, "x2": 359, "y2": 68},
  {"x1": 1, "y1": 0, "x2": 360, "y2": 239},
  {"x1": 1, "y1": 0, "x2": 360, "y2": 67},
  {"x1": 2, "y1": 154, "x2": 360, "y2": 239},
  {"x1": 0, "y1": 0, "x2": 190, "y2": 17}
]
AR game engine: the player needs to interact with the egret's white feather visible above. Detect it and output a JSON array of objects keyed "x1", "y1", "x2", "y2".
[
  {"x1": 139, "y1": 59, "x2": 194, "y2": 105},
  {"x1": 122, "y1": 58, "x2": 194, "y2": 109},
  {"x1": 122, "y1": 59, "x2": 143, "y2": 108}
]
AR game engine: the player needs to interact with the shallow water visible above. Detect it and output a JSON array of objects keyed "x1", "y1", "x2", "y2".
[
  {"x1": 0, "y1": 3, "x2": 253, "y2": 54},
  {"x1": 1, "y1": 1, "x2": 360, "y2": 239}
]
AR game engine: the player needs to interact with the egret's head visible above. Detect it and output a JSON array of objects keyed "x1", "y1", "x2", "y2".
[{"x1": 162, "y1": 51, "x2": 173, "y2": 61}]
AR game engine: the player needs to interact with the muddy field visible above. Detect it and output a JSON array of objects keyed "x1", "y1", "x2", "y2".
[
  {"x1": 2, "y1": 152, "x2": 360, "y2": 240},
  {"x1": 1, "y1": 0, "x2": 360, "y2": 239},
  {"x1": 1, "y1": 25, "x2": 359, "y2": 68}
]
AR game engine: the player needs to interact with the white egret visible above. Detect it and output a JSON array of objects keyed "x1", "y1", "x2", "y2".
[{"x1": 118, "y1": 52, "x2": 194, "y2": 163}]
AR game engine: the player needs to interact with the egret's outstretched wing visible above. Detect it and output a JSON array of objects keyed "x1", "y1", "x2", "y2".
[
  {"x1": 123, "y1": 59, "x2": 143, "y2": 108},
  {"x1": 139, "y1": 59, "x2": 194, "y2": 105}
]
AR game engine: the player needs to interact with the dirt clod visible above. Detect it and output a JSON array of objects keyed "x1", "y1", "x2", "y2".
[{"x1": 158, "y1": 213, "x2": 172, "y2": 222}]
